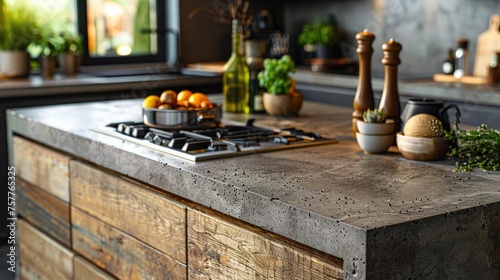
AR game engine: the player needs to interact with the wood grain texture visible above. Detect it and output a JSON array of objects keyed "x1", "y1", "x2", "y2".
[
  {"x1": 72, "y1": 207, "x2": 187, "y2": 280},
  {"x1": 188, "y1": 209, "x2": 343, "y2": 280},
  {"x1": 19, "y1": 219, "x2": 74, "y2": 280},
  {"x1": 17, "y1": 179, "x2": 71, "y2": 247},
  {"x1": 70, "y1": 160, "x2": 187, "y2": 263},
  {"x1": 13, "y1": 136, "x2": 71, "y2": 203},
  {"x1": 74, "y1": 257, "x2": 116, "y2": 280}
]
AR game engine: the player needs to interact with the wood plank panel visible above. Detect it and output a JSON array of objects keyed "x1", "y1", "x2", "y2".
[
  {"x1": 13, "y1": 136, "x2": 71, "y2": 203},
  {"x1": 74, "y1": 257, "x2": 116, "y2": 280},
  {"x1": 17, "y1": 179, "x2": 71, "y2": 247},
  {"x1": 70, "y1": 160, "x2": 187, "y2": 263},
  {"x1": 188, "y1": 209, "x2": 343, "y2": 280},
  {"x1": 72, "y1": 207, "x2": 187, "y2": 280},
  {"x1": 19, "y1": 219, "x2": 74, "y2": 280}
]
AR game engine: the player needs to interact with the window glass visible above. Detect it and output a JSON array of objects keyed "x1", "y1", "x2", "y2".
[{"x1": 86, "y1": 0, "x2": 158, "y2": 57}]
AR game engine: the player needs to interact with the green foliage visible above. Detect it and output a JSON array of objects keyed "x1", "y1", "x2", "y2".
[
  {"x1": 297, "y1": 15, "x2": 342, "y2": 46},
  {"x1": 0, "y1": 0, "x2": 8, "y2": 49},
  {"x1": 257, "y1": 55, "x2": 295, "y2": 95},
  {"x1": 363, "y1": 108, "x2": 386, "y2": 123},
  {"x1": 445, "y1": 124, "x2": 500, "y2": 172},
  {"x1": 60, "y1": 32, "x2": 83, "y2": 55},
  {"x1": 28, "y1": 30, "x2": 65, "y2": 57},
  {"x1": 0, "y1": 1, "x2": 40, "y2": 51}
]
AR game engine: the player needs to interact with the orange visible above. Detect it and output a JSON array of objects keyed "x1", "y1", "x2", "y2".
[
  {"x1": 160, "y1": 90, "x2": 177, "y2": 106},
  {"x1": 188, "y1": 92, "x2": 209, "y2": 107},
  {"x1": 142, "y1": 95, "x2": 161, "y2": 108},
  {"x1": 200, "y1": 100, "x2": 213, "y2": 109},
  {"x1": 158, "y1": 104, "x2": 173, "y2": 109},
  {"x1": 177, "y1": 90, "x2": 193, "y2": 102}
]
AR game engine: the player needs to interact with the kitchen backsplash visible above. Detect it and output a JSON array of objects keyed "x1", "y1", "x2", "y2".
[
  {"x1": 178, "y1": 0, "x2": 499, "y2": 79},
  {"x1": 284, "y1": 0, "x2": 500, "y2": 78}
]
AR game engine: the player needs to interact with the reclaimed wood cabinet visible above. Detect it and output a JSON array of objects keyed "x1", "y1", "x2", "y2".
[
  {"x1": 188, "y1": 209, "x2": 343, "y2": 280},
  {"x1": 13, "y1": 135, "x2": 343, "y2": 279}
]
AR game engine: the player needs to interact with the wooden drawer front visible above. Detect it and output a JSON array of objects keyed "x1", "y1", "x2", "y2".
[
  {"x1": 70, "y1": 161, "x2": 187, "y2": 263},
  {"x1": 72, "y1": 208, "x2": 187, "y2": 280},
  {"x1": 188, "y1": 210, "x2": 343, "y2": 280},
  {"x1": 19, "y1": 219, "x2": 74, "y2": 280},
  {"x1": 74, "y1": 257, "x2": 116, "y2": 280},
  {"x1": 13, "y1": 136, "x2": 71, "y2": 203},
  {"x1": 18, "y1": 179, "x2": 71, "y2": 247}
]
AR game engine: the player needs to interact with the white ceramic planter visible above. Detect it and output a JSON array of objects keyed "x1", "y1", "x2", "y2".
[
  {"x1": 0, "y1": 50, "x2": 30, "y2": 77},
  {"x1": 356, "y1": 132, "x2": 394, "y2": 154}
]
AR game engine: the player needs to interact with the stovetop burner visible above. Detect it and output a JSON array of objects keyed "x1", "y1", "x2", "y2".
[{"x1": 92, "y1": 119, "x2": 338, "y2": 161}]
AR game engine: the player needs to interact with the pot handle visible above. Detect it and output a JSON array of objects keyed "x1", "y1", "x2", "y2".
[
  {"x1": 197, "y1": 111, "x2": 215, "y2": 123},
  {"x1": 440, "y1": 104, "x2": 461, "y2": 130}
]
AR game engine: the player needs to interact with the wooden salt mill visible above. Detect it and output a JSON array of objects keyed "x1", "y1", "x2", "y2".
[
  {"x1": 379, "y1": 38, "x2": 402, "y2": 133},
  {"x1": 352, "y1": 29, "x2": 375, "y2": 136}
]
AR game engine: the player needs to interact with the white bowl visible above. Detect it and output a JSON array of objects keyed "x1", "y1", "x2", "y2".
[
  {"x1": 356, "y1": 120, "x2": 395, "y2": 135},
  {"x1": 356, "y1": 132, "x2": 394, "y2": 154},
  {"x1": 396, "y1": 132, "x2": 449, "y2": 161}
]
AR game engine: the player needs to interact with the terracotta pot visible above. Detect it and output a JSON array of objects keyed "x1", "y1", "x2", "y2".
[
  {"x1": 263, "y1": 93, "x2": 292, "y2": 116},
  {"x1": 59, "y1": 53, "x2": 82, "y2": 75},
  {"x1": 42, "y1": 56, "x2": 56, "y2": 79},
  {"x1": 263, "y1": 92, "x2": 303, "y2": 116}
]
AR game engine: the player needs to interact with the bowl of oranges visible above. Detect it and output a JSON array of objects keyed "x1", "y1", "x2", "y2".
[{"x1": 141, "y1": 90, "x2": 221, "y2": 129}]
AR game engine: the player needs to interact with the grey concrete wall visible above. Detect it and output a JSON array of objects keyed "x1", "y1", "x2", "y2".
[{"x1": 284, "y1": 0, "x2": 500, "y2": 78}]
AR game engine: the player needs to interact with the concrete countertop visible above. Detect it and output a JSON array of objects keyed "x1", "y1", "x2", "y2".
[{"x1": 7, "y1": 98, "x2": 500, "y2": 279}]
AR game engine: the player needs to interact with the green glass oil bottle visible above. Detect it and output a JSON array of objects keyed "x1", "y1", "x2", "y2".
[{"x1": 223, "y1": 19, "x2": 250, "y2": 114}]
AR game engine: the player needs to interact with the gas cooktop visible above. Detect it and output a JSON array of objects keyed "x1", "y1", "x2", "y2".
[{"x1": 92, "y1": 120, "x2": 338, "y2": 161}]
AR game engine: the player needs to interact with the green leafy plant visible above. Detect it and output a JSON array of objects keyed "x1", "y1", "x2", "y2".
[
  {"x1": 0, "y1": 1, "x2": 40, "y2": 51},
  {"x1": 60, "y1": 32, "x2": 83, "y2": 55},
  {"x1": 298, "y1": 15, "x2": 342, "y2": 47},
  {"x1": 28, "y1": 30, "x2": 64, "y2": 58},
  {"x1": 363, "y1": 108, "x2": 386, "y2": 123},
  {"x1": 445, "y1": 124, "x2": 500, "y2": 172},
  {"x1": 257, "y1": 54, "x2": 296, "y2": 95}
]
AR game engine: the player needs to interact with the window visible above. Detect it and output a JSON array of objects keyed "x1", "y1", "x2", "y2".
[{"x1": 77, "y1": 0, "x2": 171, "y2": 66}]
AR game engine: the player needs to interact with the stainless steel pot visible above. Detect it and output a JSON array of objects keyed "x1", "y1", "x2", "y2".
[{"x1": 143, "y1": 104, "x2": 221, "y2": 129}]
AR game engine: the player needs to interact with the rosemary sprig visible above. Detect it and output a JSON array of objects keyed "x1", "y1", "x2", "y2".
[{"x1": 445, "y1": 124, "x2": 500, "y2": 172}]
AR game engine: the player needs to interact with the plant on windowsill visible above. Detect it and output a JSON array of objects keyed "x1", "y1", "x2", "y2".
[
  {"x1": 356, "y1": 108, "x2": 395, "y2": 154},
  {"x1": 257, "y1": 54, "x2": 302, "y2": 116},
  {"x1": 28, "y1": 30, "x2": 64, "y2": 79},
  {"x1": 0, "y1": 0, "x2": 40, "y2": 78},
  {"x1": 59, "y1": 32, "x2": 83, "y2": 75},
  {"x1": 297, "y1": 15, "x2": 343, "y2": 61}
]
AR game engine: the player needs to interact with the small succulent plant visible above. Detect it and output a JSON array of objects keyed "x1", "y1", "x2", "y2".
[{"x1": 363, "y1": 108, "x2": 386, "y2": 123}]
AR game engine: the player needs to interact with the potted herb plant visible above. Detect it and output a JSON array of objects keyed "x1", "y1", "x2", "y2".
[
  {"x1": 0, "y1": 1, "x2": 39, "y2": 77},
  {"x1": 28, "y1": 30, "x2": 64, "y2": 79},
  {"x1": 356, "y1": 108, "x2": 395, "y2": 154},
  {"x1": 59, "y1": 32, "x2": 83, "y2": 75},
  {"x1": 257, "y1": 54, "x2": 302, "y2": 116},
  {"x1": 297, "y1": 15, "x2": 343, "y2": 61}
]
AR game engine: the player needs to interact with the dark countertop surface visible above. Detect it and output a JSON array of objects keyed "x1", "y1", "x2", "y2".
[
  {"x1": 0, "y1": 72, "x2": 221, "y2": 98},
  {"x1": 7, "y1": 97, "x2": 500, "y2": 279}
]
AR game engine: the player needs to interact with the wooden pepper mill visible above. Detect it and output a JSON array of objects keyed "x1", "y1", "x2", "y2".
[
  {"x1": 379, "y1": 38, "x2": 402, "y2": 133},
  {"x1": 352, "y1": 29, "x2": 375, "y2": 136}
]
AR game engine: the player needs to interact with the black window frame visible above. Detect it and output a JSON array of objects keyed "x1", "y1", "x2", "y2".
[{"x1": 76, "y1": 0, "x2": 167, "y2": 66}]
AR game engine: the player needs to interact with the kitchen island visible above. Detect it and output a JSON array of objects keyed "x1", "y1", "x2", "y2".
[{"x1": 7, "y1": 98, "x2": 500, "y2": 279}]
